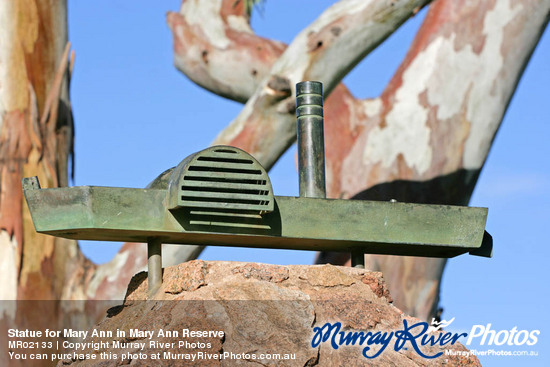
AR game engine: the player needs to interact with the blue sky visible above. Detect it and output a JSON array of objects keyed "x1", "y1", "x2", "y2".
[{"x1": 68, "y1": 1, "x2": 549, "y2": 365}]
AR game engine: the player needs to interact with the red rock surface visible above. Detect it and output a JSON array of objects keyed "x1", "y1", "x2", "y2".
[{"x1": 59, "y1": 261, "x2": 480, "y2": 366}]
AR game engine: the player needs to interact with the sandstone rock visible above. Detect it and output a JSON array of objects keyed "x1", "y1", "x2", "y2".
[{"x1": 58, "y1": 261, "x2": 480, "y2": 366}]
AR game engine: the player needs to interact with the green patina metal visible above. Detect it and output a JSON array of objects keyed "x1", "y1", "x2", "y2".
[
  {"x1": 296, "y1": 82, "x2": 367, "y2": 268},
  {"x1": 297, "y1": 81, "x2": 326, "y2": 200},
  {"x1": 166, "y1": 145, "x2": 274, "y2": 215},
  {"x1": 22, "y1": 81, "x2": 492, "y2": 293},
  {"x1": 22, "y1": 182, "x2": 489, "y2": 257}
]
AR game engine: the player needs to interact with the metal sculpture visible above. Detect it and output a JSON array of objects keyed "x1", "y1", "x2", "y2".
[{"x1": 23, "y1": 81, "x2": 492, "y2": 294}]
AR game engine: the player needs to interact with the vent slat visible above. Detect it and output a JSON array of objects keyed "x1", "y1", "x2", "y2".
[
  {"x1": 184, "y1": 171, "x2": 264, "y2": 181},
  {"x1": 188, "y1": 165, "x2": 262, "y2": 175},
  {"x1": 200, "y1": 151, "x2": 246, "y2": 159},
  {"x1": 179, "y1": 200, "x2": 270, "y2": 211},
  {"x1": 181, "y1": 190, "x2": 269, "y2": 201},
  {"x1": 197, "y1": 156, "x2": 254, "y2": 165},
  {"x1": 189, "y1": 220, "x2": 271, "y2": 229},
  {"x1": 182, "y1": 197, "x2": 266, "y2": 206},
  {"x1": 190, "y1": 161, "x2": 255, "y2": 170},
  {"x1": 182, "y1": 181, "x2": 268, "y2": 191},
  {"x1": 182, "y1": 185, "x2": 265, "y2": 195},
  {"x1": 212, "y1": 148, "x2": 238, "y2": 154}
]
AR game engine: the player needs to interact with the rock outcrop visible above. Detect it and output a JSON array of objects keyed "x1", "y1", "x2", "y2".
[{"x1": 59, "y1": 261, "x2": 480, "y2": 366}]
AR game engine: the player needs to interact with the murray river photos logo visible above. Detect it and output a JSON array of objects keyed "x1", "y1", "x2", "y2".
[{"x1": 311, "y1": 318, "x2": 540, "y2": 359}]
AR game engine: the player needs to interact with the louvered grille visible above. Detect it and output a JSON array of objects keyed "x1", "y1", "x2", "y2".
[{"x1": 176, "y1": 147, "x2": 274, "y2": 214}]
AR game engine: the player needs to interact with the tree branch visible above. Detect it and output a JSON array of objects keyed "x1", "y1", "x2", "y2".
[
  {"x1": 167, "y1": 0, "x2": 549, "y2": 320},
  {"x1": 169, "y1": 0, "x2": 433, "y2": 170},
  {"x1": 331, "y1": 0, "x2": 550, "y2": 318},
  {"x1": 167, "y1": 0, "x2": 285, "y2": 103}
]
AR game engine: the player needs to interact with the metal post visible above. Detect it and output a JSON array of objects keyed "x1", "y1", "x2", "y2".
[
  {"x1": 147, "y1": 238, "x2": 162, "y2": 294},
  {"x1": 296, "y1": 81, "x2": 326, "y2": 199},
  {"x1": 351, "y1": 250, "x2": 365, "y2": 269},
  {"x1": 296, "y1": 81, "x2": 365, "y2": 268}
]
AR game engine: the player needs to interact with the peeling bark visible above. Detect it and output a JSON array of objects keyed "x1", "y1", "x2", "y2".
[
  {"x1": 167, "y1": 0, "x2": 286, "y2": 103},
  {"x1": 0, "y1": 3, "x2": 145, "y2": 364},
  {"x1": 330, "y1": 0, "x2": 549, "y2": 318},
  {"x1": 0, "y1": 2, "x2": 78, "y2": 365},
  {"x1": 0, "y1": 0, "x2": 74, "y2": 304},
  {"x1": 211, "y1": 0, "x2": 434, "y2": 171},
  {"x1": 169, "y1": 0, "x2": 549, "y2": 319}
]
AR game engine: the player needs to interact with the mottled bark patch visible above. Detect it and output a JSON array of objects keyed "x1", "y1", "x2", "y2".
[
  {"x1": 323, "y1": 85, "x2": 361, "y2": 198},
  {"x1": 266, "y1": 75, "x2": 291, "y2": 97}
]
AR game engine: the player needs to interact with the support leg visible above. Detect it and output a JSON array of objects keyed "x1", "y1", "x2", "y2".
[
  {"x1": 147, "y1": 238, "x2": 162, "y2": 294},
  {"x1": 351, "y1": 249, "x2": 365, "y2": 269}
]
